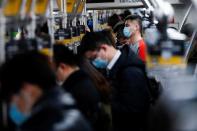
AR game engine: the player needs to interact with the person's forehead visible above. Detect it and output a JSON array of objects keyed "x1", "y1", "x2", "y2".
[{"x1": 125, "y1": 19, "x2": 137, "y2": 25}]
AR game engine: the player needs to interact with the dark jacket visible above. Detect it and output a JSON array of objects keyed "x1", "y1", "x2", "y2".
[
  {"x1": 62, "y1": 70, "x2": 100, "y2": 130},
  {"x1": 19, "y1": 88, "x2": 92, "y2": 131},
  {"x1": 109, "y1": 45, "x2": 150, "y2": 131}
]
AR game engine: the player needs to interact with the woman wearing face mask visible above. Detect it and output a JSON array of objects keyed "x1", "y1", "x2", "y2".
[
  {"x1": 0, "y1": 52, "x2": 92, "y2": 131},
  {"x1": 53, "y1": 44, "x2": 109, "y2": 131}
]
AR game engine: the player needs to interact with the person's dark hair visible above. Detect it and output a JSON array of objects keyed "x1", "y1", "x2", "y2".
[
  {"x1": 113, "y1": 21, "x2": 124, "y2": 33},
  {"x1": 0, "y1": 51, "x2": 56, "y2": 100},
  {"x1": 53, "y1": 44, "x2": 79, "y2": 67},
  {"x1": 79, "y1": 30, "x2": 115, "y2": 55},
  {"x1": 35, "y1": 22, "x2": 49, "y2": 35},
  {"x1": 125, "y1": 15, "x2": 143, "y2": 35},
  {"x1": 119, "y1": 10, "x2": 132, "y2": 21},
  {"x1": 119, "y1": 13, "x2": 125, "y2": 21},
  {"x1": 123, "y1": 10, "x2": 132, "y2": 19},
  {"x1": 102, "y1": 29, "x2": 116, "y2": 47},
  {"x1": 181, "y1": 23, "x2": 194, "y2": 38},
  {"x1": 78, "y1": 32, "x2": 98, "y2": 55},
  {"x1": 79, "y1": 58, "x2": 111, "y2": 103},
  {"x1": 116, "y1": 23, "x2": 127, "y2": 40},
  {"x1": 107, "y1": 14, "x2": 121, "y2": 29}
]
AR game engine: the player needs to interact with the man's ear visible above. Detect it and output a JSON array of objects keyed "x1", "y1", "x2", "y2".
[
  {"x1": 135, "y1": 23, "x2": 140, "y2": 31},
  {"x1": 100, "y1": 44, "x2": 108, "y2": 51},
  {"x1": 59, "y1": 63, "x2": 67, "y2": 70}
]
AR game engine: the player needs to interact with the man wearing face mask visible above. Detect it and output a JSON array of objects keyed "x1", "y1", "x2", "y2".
[
  {"x1": 79, "y1": 30, "x2": 151, "y2": 131},
  {"x1": 124, "y1": 15, "x2": 147, "y2": 62},
  {"x1": 0, "y1": 52, "x2": 92, "y2": 131}
]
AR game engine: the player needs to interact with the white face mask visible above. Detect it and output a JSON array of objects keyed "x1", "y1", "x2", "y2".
[{"x1": 123, "y1": 27, "x2": 132, "y2": 38}]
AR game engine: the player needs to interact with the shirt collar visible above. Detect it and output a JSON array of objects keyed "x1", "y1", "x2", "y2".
[
  {"x1": 107, "y1": 50, "x2": 121, "y2": 70},
  {"x1": 130, "y1": 42, "x2": 139, "y2": 54}
]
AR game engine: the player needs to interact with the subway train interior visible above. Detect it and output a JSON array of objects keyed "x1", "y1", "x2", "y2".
[{"x1": 0, "y1": 0, "x2": 197, "y2": 131}]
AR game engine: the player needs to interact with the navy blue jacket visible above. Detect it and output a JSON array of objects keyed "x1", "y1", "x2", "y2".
[{"x1": 109, "y1": 45, "x2": 150, "y2": 131}]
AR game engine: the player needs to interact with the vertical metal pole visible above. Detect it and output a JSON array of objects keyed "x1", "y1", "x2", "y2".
[
  {"x1": 61, "y1": 0, "x2": 67, "y2": 28},
  {"x1": 28, "y1": 0, "x2": 36, "y2": 38},
  {"x1": 20, "y1": 0, "x2": 28, "y2": 20},
  {"x1": 83, "y1": 1, "x2": 87, "y2": 26},
  {"x1": 0, "y1": 8, "x2": 6, "y2": 65},
  {"x1": 48, "y1": 0, "x2": 55, "y2": 44},
  {"x1": 73, "y1": 17, "x2": 77, "y2": 54},
  {"x1": 93, "y1": 10, "x2": 98, "y2": 31},
  {"x1": 48, "y1": 0, "x2": 55, "y2": 60}
]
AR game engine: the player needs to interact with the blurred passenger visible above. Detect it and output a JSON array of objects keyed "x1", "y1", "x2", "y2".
[
  {"x1": 53, "y1": 44, "x2": 101, "y2": 131},
  {"x1": 124, "y1": 15, "x2": 147, "y2": 62},
  {"x1": 79, "y1": 30, "x2": 150, "y2": 131},
  {"x1": 113, "y1": 21, "x2": 130, "y2": 48},
  {"x1": 107, "y1": 14, "x2": 121, "y2": 30},
  {"x1": 0, "y1": 52, "x2": 92, "y2": 131},
  {"x1": 119, "y1": 10, "x2": 132, "y2": 21}
]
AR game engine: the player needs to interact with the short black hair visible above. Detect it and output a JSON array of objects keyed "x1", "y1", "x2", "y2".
[
  {"x1": 125, "y1": 15, "x2": 143, "y2": 34},
  {"x1": 78, "y1": 30, "x2": 115, "y2": 55},
  {"x1": 0, "y1": 51, "x2": 56, "y2": 100},
  {"x1": 119, "y1": 10, "x2": 132, "y2": 21},
  {"x1": 53, "y1": 44, "x2": 79, "y2": 67},
  {"x1": 123, "y1": 10, "x2": 132, "y2": 19},
  {"x1": 102, "y1": 29, "x2": 116, "y2": 47}
]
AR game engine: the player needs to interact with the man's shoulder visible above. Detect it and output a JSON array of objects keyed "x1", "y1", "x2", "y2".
[
  {"x1": 115, "y1": 64, "x2": 145, "y2": 82},
  {"x1": 121, "y1": 65, "x2": 144, "y2": 75},
  {"x1": 139, "y1": 39, "x2": 147, "y2": 47}
]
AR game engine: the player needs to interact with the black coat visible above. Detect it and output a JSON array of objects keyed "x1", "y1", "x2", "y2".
[
  {"x1": 62, "y1": 70, "x2": 100, "y2": 130},
  {"x1": 19, "y1": 88, "x2": 92, "y2": 131},
  {"x1": 108, "y1": 45, "x2": 150, "y2": 131}
]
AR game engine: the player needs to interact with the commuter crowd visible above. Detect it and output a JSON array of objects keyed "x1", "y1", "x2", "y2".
[{"x1": 0, "y1": 12, "x2": 157, "y2": 131}]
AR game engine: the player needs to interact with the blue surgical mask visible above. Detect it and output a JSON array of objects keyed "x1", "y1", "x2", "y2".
[
  {"x1": 92, "y1": 58, "x2": 108, "y2": 69},
  {"x1": 9, "y1": 103, "x2": 29, "y2": 126},
  {"x1": 123, "y1": 27, "x2": 132, "y2": 38}
]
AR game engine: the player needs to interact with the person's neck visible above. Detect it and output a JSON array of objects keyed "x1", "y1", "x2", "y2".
[
  {"x1": 108, "y1": 47, "x2": 118, "y2": 62},
  {"x1": 130, "y1": 34, "x2": 142, "y2": 45},
  {"x1": 65, "y1": 66, "x2": 80, "y2": 81}
]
